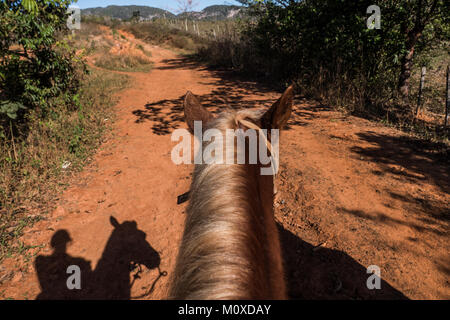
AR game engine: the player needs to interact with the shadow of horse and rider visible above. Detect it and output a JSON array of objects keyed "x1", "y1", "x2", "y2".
[{"x1": 35, "y1": 216, "x2": 165, "y2": 300}]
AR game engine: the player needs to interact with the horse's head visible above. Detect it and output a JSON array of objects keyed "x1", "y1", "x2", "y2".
[
  {"x1": 108, "y1": 216, "x2": 161, "y2": 271},
  {"x1": 184, "y1": 85, "x2": 294, "y2": 139},
  {"x1": 182, "y1": 85, "x2": 294, "y2": 202}
]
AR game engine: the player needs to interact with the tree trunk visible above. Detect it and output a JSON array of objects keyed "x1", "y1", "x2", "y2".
[
  {"x1": 397, "y1": 0, "x2": 440, "y2": 100},
  {"x1": 398, "y1": 29, "x2": 422, "y2": 99}
]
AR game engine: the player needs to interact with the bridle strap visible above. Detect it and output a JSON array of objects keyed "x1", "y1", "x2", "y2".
[
  {"x1": 237, "y1": 118, "x2": 277, "y2": 179},
  {"x1": 235, "y1": 118, "x2": 273, "y2": 156}
]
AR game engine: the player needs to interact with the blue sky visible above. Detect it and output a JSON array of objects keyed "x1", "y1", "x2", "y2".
[{"x1": 74, "y1": 0, "x2": 242, "y2": 13}]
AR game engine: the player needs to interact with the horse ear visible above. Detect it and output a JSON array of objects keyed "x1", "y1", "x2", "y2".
[
  {"x1": 184, "y1": 91, "x2": 215, "y2": 133},
  {"x1": 262, "y1": 85, "x2": 294, "y2": 129},
  {"x1": 110, "y1": 216, "x2": 120, "y2": 228}
]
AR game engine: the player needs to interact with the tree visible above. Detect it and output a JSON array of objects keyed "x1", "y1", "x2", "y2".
[
  {"x1": 0, "y1": 0, "x2": 82, "y2": 126},
  {"x1": 393, "y1": 0, "x2": 447, "y2": 99},
  {"x1": 176, "y1": 0, "x2": 198, "y2": 13},
  {"x1": 132, "y1": 10, "x2": 141, "y2": 22},
  {"x1": 243, "y1": 0, "x2": 448, "y2": 107}
]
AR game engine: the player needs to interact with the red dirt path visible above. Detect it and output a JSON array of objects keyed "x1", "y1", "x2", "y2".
[{"x1": 0, "y1": 42, "x2": 448, "y2": 300}]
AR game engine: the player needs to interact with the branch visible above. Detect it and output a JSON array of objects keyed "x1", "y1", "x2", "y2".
[
  {"x1": 4, "y1": 49, "x2": 33, "y2": 61},
  {"x1": 423, "y1": 0, "x2": 439, "y2": 24}
]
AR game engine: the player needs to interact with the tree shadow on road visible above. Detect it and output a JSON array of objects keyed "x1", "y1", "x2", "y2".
[
  {"x1": 350, "y1": 132, "x2": 449, "y2": 231},
  {"x1": 132, "y1": 90, "x2": 279, "y2": 135},
  {"x1": 351, "y1": 132, "x2": 449, "y2": 194},
  {"x1": 132, "y1": 56, "x2": 290, "y2": 135}
]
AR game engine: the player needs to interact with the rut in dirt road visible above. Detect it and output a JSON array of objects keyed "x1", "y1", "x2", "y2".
[{"x1": 0, "y1": 44, "x2": 448, "y2": 300}]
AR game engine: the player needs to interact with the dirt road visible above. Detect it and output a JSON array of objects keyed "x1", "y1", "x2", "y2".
[{"x1": 0, "y1": 40, "x2": 448, "y2": 299}]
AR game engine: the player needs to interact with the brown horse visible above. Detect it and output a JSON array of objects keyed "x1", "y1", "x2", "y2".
[{"x1": 169, "y1": 86, "x2": 294, "y2": 299}]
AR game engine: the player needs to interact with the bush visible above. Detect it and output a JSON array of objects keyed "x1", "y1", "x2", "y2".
[
  {"x1": 0, "y1": 0, "x2": 85, "y2": 130},
  {"x1": 245, "y1": 0, "x2": 448, "y2": 111},
  {"x1": 197, "y1": 1, "x2": 447, "y2": 126}
]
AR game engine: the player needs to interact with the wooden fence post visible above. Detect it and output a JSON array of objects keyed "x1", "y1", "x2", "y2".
[
  {"x1": 445, "y1": 65, "x2": 449, "y2": 127},
  {"x1": 415, "y1": 66, "x2": 426, "y2": 117}
]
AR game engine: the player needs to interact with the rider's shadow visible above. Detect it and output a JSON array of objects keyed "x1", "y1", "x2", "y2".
[{"x1": 35, "y1": 216, "x2": 163, "y2": 300}]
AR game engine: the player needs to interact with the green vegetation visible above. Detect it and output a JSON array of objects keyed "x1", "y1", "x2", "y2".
[{"x1": 0, "y1": 0, "x2": 82, "y2": 124}]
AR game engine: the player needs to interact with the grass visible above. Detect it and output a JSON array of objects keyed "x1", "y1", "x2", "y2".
[
  {"x1": 136, "y1": 44, "x2": 152, "y2": 57},
  {"x1": 0, "y1": 68, "x2": 130, "y2": 262},
  {"x1": 94, "y1": 53, "x2": 153, "y2": 73}
]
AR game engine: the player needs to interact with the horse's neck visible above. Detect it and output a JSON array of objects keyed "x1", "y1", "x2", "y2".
[{"x1": 171, "y1": 162, "x2": 281, "y2": 299}]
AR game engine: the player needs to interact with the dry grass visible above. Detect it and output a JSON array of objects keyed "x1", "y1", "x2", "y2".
[
  {"x1": 136, "y1": 44, "x2": 152, "y2": 57},
  {"x1": 94, "y1": 53, "x2": 153, "y2": 72}
]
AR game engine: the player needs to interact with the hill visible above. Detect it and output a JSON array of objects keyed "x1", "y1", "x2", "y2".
[
  {"x1": 178, "y1": 5, "x2": 244, "y2": 20},
  {"x1": 81, "y1": 5, "x2": 244, "y2": 21},
  {"x1": 81, "y1": 5, "x2": 176, "y2": 20}
]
